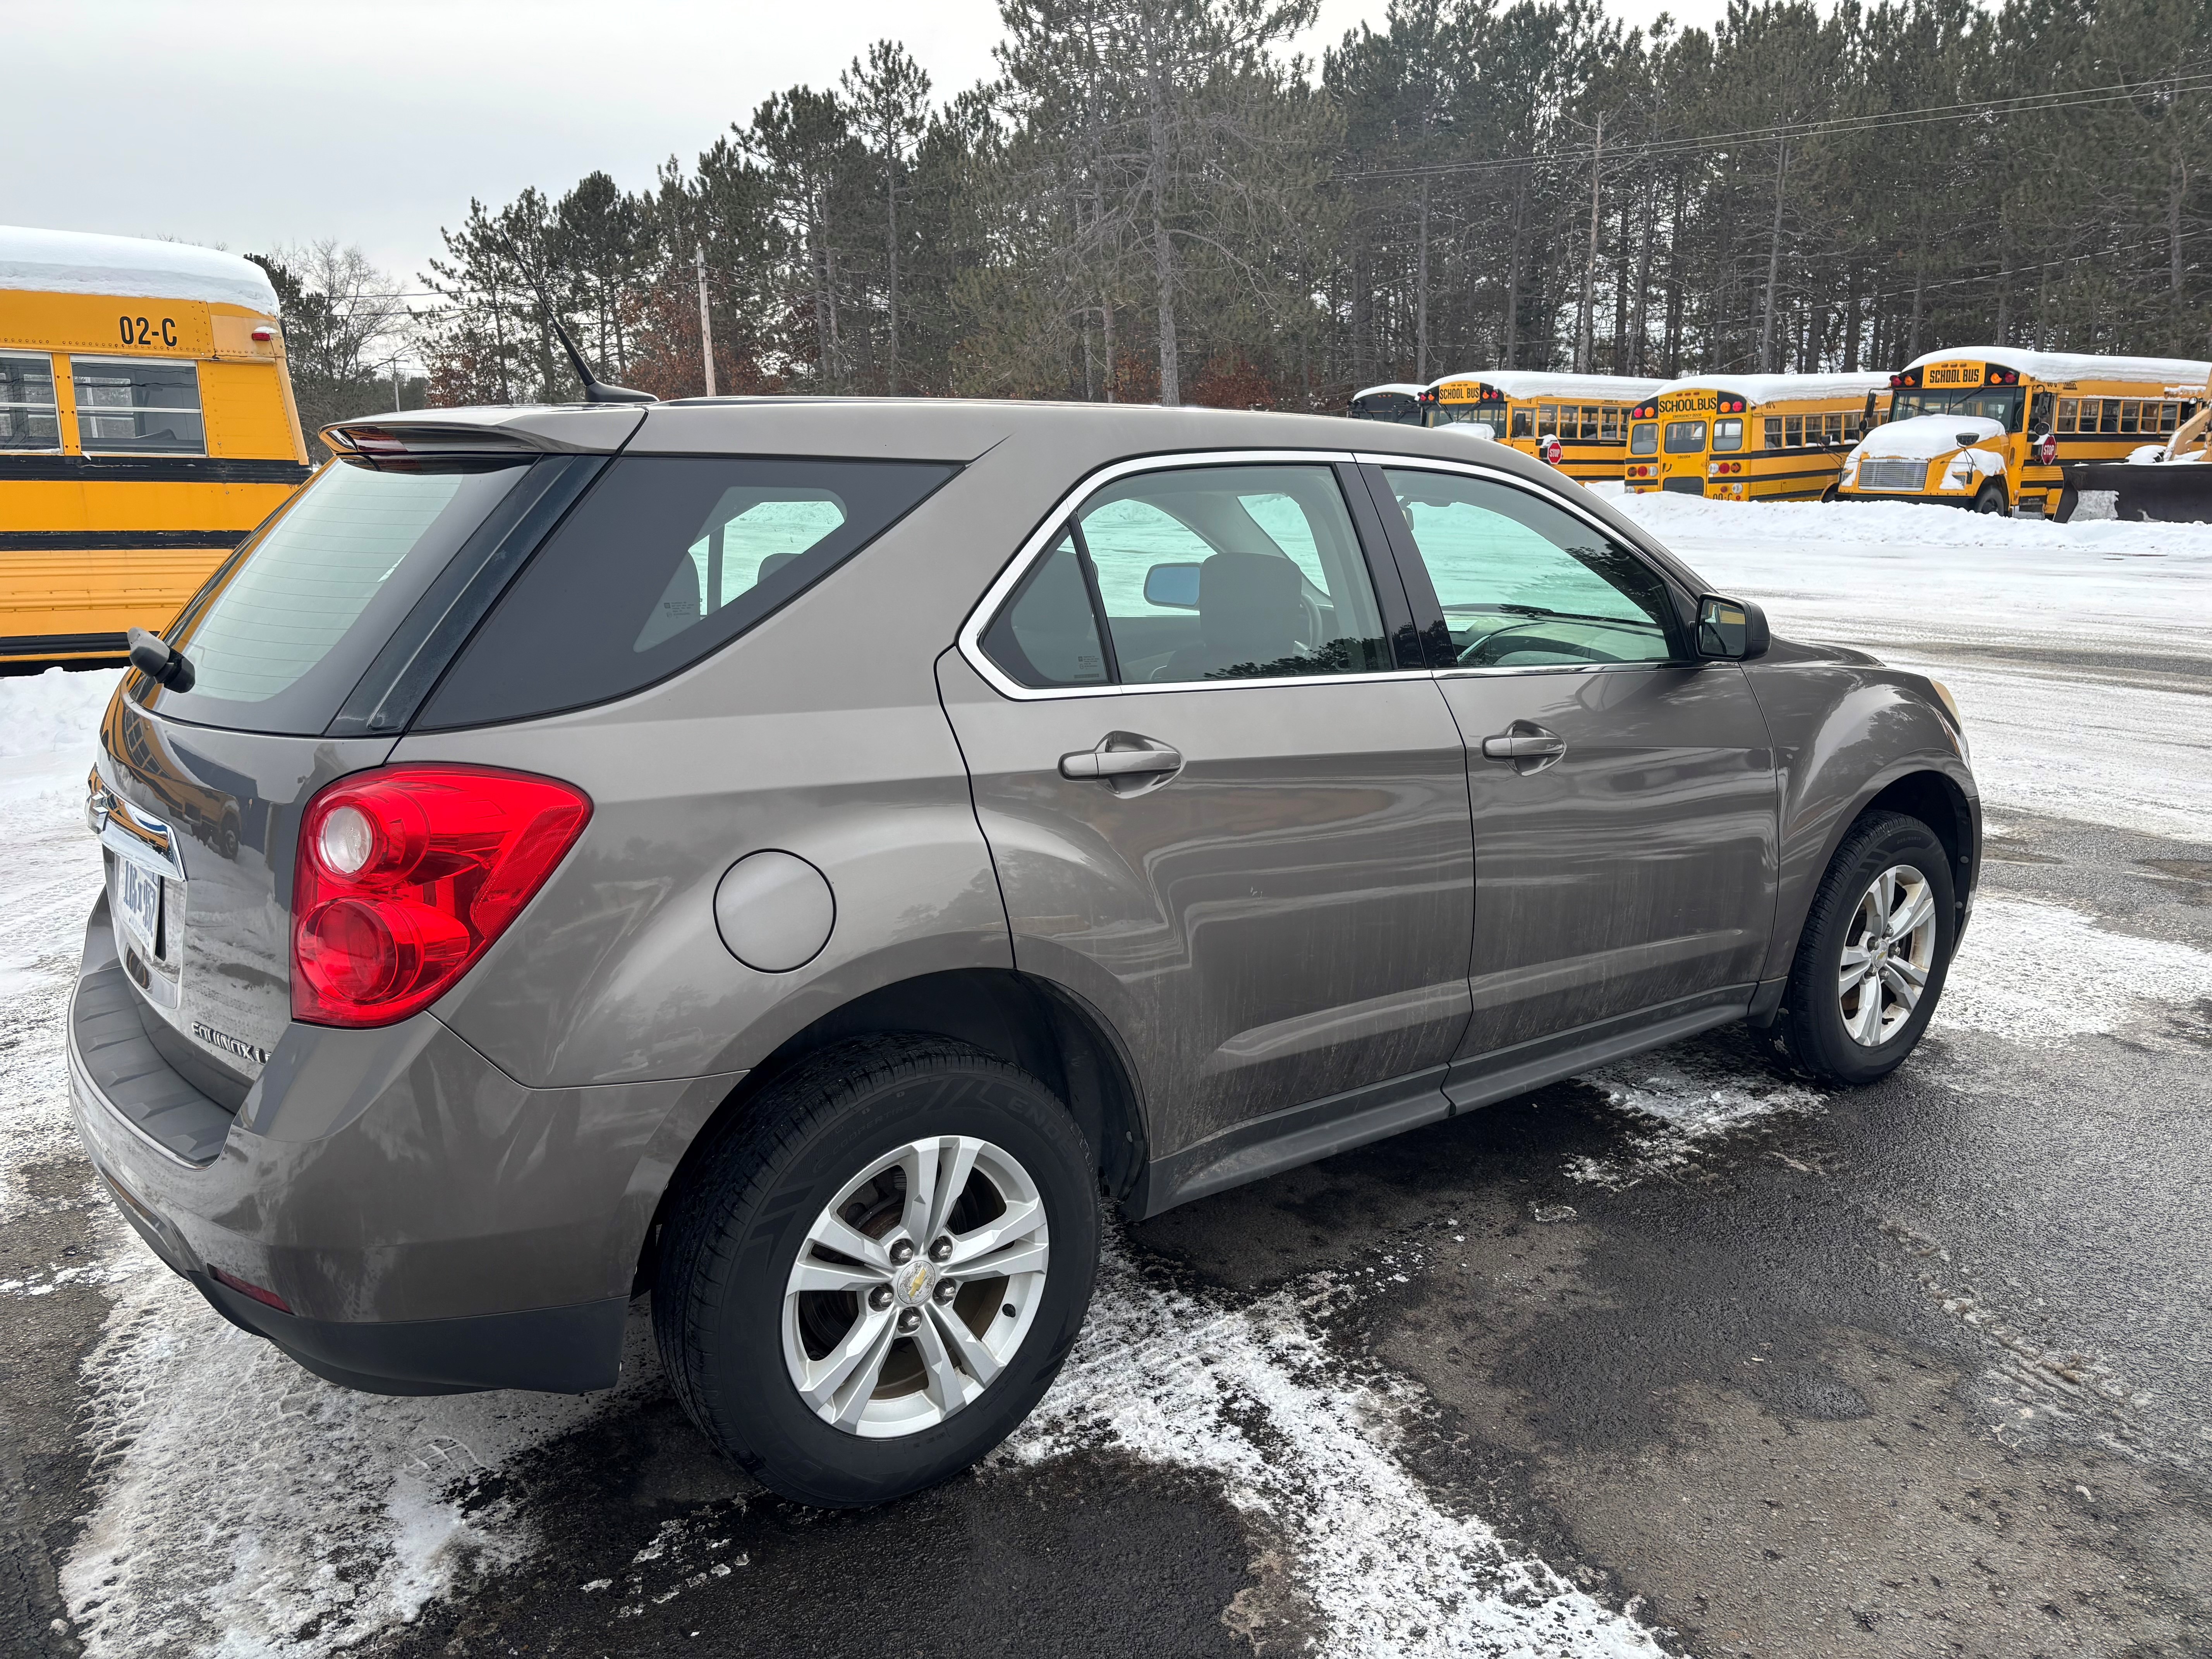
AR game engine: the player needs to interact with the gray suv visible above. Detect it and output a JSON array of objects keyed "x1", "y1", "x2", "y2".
[{"x1": 69, "y1": 399, "x2": 1977, "y2": 1506}]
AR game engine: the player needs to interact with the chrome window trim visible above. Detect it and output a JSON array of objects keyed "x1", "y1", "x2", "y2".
[{"x1": 956, "y1": 447, "x2": 1431, "y2": 702}]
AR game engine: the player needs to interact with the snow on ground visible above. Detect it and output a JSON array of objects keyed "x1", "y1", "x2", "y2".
[
  {"x1": 1609, "y1": 489, "x2": 2212, "y2": 839},
  {"x1": 5, "y1": 503, "x2": 2209, "y2": 1657},
  {"x1": 1012, "y1": 1249, "x2": 1668, "y2": 1659}
]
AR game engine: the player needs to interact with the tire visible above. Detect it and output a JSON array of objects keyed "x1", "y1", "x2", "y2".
[
  {"x1": 653, "y1": 1034, "x2": 1099, "y2": 1508},
  {"x1": 1972, "y1": 483, "x2": 2006, "y2": 514},
  {"x1": 1770, "y1": 810, "x2": 1956, "y2": 1086}
]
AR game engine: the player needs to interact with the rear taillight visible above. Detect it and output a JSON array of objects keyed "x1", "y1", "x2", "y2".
[{"x1": 291, "y1": 765, "x2": 591, "y2": 1027}]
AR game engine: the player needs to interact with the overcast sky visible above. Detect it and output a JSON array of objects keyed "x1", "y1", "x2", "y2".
[{"x1": 6, "y1": 0, "x2": 1726, "y2": 291}]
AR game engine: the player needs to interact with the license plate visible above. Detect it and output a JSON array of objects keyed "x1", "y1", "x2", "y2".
[{"x1": 114, "y1": 857, "x2": 163, "y2": 957}]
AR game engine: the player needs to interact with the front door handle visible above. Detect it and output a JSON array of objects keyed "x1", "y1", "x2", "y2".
[
  {"x1": 1060, "y1": 733, "x2": 1183, "y2": 790},
  {"x1": 1480, "y1": 722, "x2": 1566, "y2": 773}
]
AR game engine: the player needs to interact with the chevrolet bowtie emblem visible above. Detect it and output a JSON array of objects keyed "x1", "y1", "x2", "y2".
[{"x1": 905, "y1": 1266, "x2": 930, "y2": 1300}]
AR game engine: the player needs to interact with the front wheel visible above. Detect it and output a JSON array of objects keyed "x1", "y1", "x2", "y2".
[
  {"x1": 654, "y1": 1035, "x2": 1099, "y2": 1507},
  {"x1": 1972, "y1": 483, "x2": 2006, "y2": 514},
  {"x1": 1770, "y1": 811, "x2": 1956, "y2": 1085}
]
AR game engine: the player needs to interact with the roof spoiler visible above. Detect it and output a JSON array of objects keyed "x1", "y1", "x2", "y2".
[{"x1": 322, "y1": 421, "x2": 549, "y2": 461}]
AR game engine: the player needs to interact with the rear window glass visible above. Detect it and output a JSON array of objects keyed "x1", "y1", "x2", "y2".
[
  {"x1": 417, "y1": 456, "x2": 955, "y2": 729},
  {"x1": 143, "y1": 457, "x2": 540, "y2": 734}
]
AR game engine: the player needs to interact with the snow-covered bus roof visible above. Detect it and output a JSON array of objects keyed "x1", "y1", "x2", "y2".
[
  {"x1": 1426, "y1": 370, "x2": 1666, "y2": 403},
  {"x1": 1646, "y1": 372, "x2": 1893, "y2": 405},
  {"x1": 1903, "y1": 346, "x2": 2211, "y2": 390},
  {"x1": 1351, "y1": 383, "x2": 1426, "y2": 401},
  {"x1": 0, "y1": 225, "x2": 279, "y2": 312}
]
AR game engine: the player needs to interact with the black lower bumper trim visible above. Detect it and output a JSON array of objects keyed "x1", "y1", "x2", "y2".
[{"x1": 198, "y1": 1276, "x2": 629, "y2": 1395}]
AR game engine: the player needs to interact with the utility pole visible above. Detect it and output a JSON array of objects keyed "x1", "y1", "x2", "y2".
[
  {"x1": 1579, "y1": 113, "x2": 1603, "y2": 374},
  {"x1": 695, "y1": 244, "x2": 717, "y2": 398},
  {"x1": 391, "y1": 360, "x2": 401, "y2": 412}
]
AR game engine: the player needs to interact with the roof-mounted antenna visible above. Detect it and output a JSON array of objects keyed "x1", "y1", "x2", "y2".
[
  {"x1": 544, "y1": 309, "x2": 655, "y2": 404},
  {"x1": 506, "y1": 247, "x2": 654, "y2": 404}
]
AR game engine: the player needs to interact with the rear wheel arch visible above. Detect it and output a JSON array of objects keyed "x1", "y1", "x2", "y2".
[{"x1": 637, "y1": 969, "x2": 1149, "y2": 1291}]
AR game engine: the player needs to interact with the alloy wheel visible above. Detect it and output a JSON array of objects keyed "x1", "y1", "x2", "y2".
[
  {"x1": 782, "y1": 1135, "x2": 1050, "y2": 1439},
  {"x1": 1837, "y1": 863, "x2": 1937, "y2": 1046}
]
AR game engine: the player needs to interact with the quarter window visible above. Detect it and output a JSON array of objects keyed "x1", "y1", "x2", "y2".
[
  {"x1": 0, "y1": 352, "x2": 60, "y2": 450},
  {"x1": 1382, "y1": 469, "x2": 1677, "y2": 668},
  {"x1": 72, "y1": 356, "x2": 204, "y2": 453}
]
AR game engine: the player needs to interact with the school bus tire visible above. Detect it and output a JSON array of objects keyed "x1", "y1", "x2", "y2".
[
  {"x1": 1972, "y1": 483, "x2": 2007, "y2": 515},
  {"x1": 1820, "y1": 484, "x2": 1840, "y2": 503}
]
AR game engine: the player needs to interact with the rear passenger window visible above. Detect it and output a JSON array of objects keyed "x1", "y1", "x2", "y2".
[
  {"x1": 419, "y1": 456, "x2": 954, "y2": 728},
  {"x1": 979, "y1": 464, "x2": 1393, "y2": 690}
]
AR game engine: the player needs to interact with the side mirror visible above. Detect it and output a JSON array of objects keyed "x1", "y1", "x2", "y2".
[
  {"x1": 1143, "y1": 562, "x2": 1202, "y2": 610},
  {"x1": 1695, "y1": 595, "x2": 1769, "y2": 661}
]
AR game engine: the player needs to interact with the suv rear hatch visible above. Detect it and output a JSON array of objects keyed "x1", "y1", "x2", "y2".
[{"x1": 88, "y1": 419, "x2": 624, "y2": 1155}]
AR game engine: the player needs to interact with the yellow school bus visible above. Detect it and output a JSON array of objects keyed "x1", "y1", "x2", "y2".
[
  {"x1": 1839, "y1": 348, "x2": 2210, "y2": 517},
  {"x1": 1, "y1": 226, "x2": 310, "y2": 663},
  {"x1": 1419, "y1": 371, "x2": 1666, "y2": 483},
  {"x1": 1625, "y1": 374, "x2": 1892, "y2": 500},
  {"x1": 1347, "y1": 382, "x2": 1427, "y2": 424}
]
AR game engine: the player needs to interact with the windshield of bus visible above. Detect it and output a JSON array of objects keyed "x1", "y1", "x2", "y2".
[
  {"x1": 1664, "y1": 420, "x2": 1707, "y2": 453},
  {"x1": 1892, "y1": 386, "x2": 2023, "y2": 430}
]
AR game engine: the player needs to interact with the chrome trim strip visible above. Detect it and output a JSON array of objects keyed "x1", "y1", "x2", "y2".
[
  {"x1": 99, "y1": 802, "x2": 184, "y2": 880},
  {"x1": 956, "y1": 448, "x2": 1426, "y2": 702}
]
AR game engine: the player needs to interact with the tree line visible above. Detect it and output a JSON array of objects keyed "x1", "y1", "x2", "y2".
[{"x1": 283, "y1": 0, "x2": 2212, "y2": 423}]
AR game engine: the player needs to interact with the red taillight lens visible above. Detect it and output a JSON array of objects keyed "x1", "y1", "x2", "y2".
[{"x1": 291, "y1": 766, "x2": 591, "y2": 1027}]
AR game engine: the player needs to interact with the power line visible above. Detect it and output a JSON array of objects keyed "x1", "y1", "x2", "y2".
[{"x1": 1341, "y1": 70, "x2": 2212, "y2": 182}]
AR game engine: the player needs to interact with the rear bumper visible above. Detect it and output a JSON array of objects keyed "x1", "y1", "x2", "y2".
[{"x1": 67, "y1": 898, "x2": 737, "y2": 1394}]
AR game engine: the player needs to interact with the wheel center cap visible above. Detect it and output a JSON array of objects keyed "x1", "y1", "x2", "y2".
[{"x1": 893, "y1": 1258, "x2": 936, "y2": 1306}]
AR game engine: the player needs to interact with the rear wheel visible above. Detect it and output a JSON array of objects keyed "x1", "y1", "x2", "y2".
[
  {"x1": 1770, "y1": 811, "x2": 1956, "y2": 1086},
  {"x1": 654, "y1": 1035, "x2": 1099, "y2": 1508}
]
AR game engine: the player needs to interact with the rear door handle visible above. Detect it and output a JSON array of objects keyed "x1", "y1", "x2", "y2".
[
  {"x1": 1060, "y1": 734, "x2": 1183, "y2": 786},
  {"x1": 1480, "y1": 723, "x2": 1566, "y2": 773}
]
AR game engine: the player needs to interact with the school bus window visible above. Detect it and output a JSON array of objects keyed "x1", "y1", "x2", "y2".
[
  {"x1": 1601, "y1": 408, "x2": 1621, "y2": 441},
  {"x1": 2100, "y1": 400, "x2": 2121, "y2": 434},
  {"x1": 1664, "y1": 419, "x2": 1706, "y2": 453},
  {"x1": 2119, "y1": 402, "x2": 2140, "y2": 435},
  {"x1": 1630, "y1": 421, "x2": 1657, "y2": 455},
  {"x1": 1762, "y1": 417, "x2": 1781, "y2": 448},
  {"x1": 1713, "y1": 418, "x2": 1743, "y2": 453},
  {"x1": 1510, "y1": 407, "x2": 1534, "y2": 439},
  {"x1": 1782, "y1": 416, "x2": 1802, "y2": 447},
  {"x1": 2056, "y1": 398, "x2": 2077, "y2": 433},
  {"x1": 73, "y1": 357, "x2": 205, "y2": 454},
  {"x1": 0, "y1": 352, "x2": 60, "y2": 451},
  {"x1": 2160, "y1": 402, "x2": 2179, "y2": 431},
  {"x1": 1580, "y1": 405, "x2": 1600, "y2": 440}
]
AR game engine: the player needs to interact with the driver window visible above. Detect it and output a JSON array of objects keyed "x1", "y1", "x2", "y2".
[
  {"x1": 1074, "y1": 464, "x2": 1391, "y2": 684},
  {"x1": 1381, "y1": 469, "x2": 1678, "y2": 668}
]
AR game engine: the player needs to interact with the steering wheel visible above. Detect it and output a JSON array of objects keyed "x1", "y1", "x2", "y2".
[{"x1": 1456, "y1": 621, "x2": 1590, "y2": 667}]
